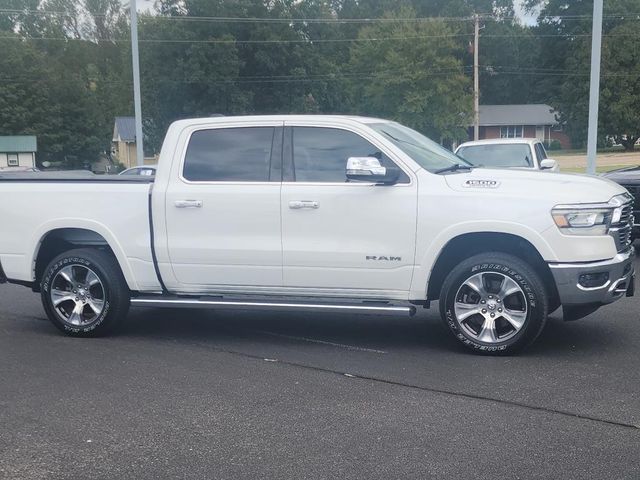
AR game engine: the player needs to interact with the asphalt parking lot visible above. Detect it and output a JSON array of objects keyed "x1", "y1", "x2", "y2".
[{"x1": 1, "y1": 264, "x2": 639, "y2": 480}]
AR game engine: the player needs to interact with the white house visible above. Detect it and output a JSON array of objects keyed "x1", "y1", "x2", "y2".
[{"x1": 0, "y1": 136, "x2": 37, "y2": 169}]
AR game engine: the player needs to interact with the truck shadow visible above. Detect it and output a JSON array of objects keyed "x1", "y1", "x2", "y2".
[{"x1": 116, "y1": 306, "x2": 626, "y2": 356}]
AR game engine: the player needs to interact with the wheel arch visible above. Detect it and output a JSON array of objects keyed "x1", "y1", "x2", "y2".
[
  {"x1": 424, "y1": 231, "x2": 559, "y2": 307},
  {"x1": 31, "y1": 223, "x2": 137, "y2": 292}
]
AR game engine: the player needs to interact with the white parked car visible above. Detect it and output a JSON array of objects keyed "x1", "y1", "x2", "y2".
[
  {"x1": 455, "y1": 138, "x2": 560, "y2": 172},
  {"x1": 0, "y1": 116, "x2": 634, "y2": 354}
]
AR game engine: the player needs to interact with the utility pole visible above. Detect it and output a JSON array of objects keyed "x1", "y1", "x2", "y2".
[
  {"x1": 129, "y1": 0, "x2": 144, "y2": 167},
  {"x1": 473, "y1": 14, "x2": 480, "y2": 141},
  {"x1": 586, "y1": 0, "x2": 603, "y2": 175}
]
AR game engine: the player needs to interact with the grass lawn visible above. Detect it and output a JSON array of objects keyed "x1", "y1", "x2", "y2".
[{"x1": 552, "y1": 146, "x2": 637, "y2": 156}]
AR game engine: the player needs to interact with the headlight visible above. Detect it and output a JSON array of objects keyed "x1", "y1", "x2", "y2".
[{"x1": 552, "y1": 206, "x2": 612, "y2": 235}]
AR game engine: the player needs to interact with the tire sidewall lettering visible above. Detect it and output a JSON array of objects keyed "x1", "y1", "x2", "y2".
[
  {"x1": 446, "y1": 261, "x2": 538, "y2": 352},
  {"x1": 43, "y1": 256, "x2": 110, "y2": 333}
]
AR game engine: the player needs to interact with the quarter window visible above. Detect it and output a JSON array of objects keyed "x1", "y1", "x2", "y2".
[
  {"x1": 291, "y1": 127, "x2": 408, "y2": 183},
  {"x1": 7, "y1": 153, "x2": 18, "y2": 166},
  {"x1": 183, "y1": 127, "x2": 275, "y2": 182},
  {"x1": 534, "y1": 143, "x2": 547, "y2": 161}
]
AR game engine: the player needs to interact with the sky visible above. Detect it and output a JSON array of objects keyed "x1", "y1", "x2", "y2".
[
  {"x1": 131, "y1": 0, "x2": 540, "y2": 24},
  {"x1": 514, "y1": 0, "x2": 540, "y2": 25}
]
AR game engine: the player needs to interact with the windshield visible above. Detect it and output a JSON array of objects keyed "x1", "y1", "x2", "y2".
[
  {"x1": 456, "y1": 144, "x2": 533, "y2": 168},
  {"x1": 369, "y1": 122, "x2": 470, "y2": 172}
]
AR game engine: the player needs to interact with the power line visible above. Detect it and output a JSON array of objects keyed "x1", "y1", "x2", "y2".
[
  {"x1": 2, "y1": 8, "x2": 640, "y2": 23},
  {"x1": 4, "y1": 30, "x2": 640, "y2": 45},
  {"x1": 0, "y1": 33, "x2": 473, "y2": 44}
]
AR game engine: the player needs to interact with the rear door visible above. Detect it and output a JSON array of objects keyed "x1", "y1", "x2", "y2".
[
  {"x1": 280, "y1": 123, "x2": 417, "y2": 297},
  {"x1": 162, "y1": 122, "x2": 284, "y2": 289}
]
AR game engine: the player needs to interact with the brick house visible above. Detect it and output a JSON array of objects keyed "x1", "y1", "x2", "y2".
[{"x1": 468, "y1": 104, "x2": 571, "y2": 149}]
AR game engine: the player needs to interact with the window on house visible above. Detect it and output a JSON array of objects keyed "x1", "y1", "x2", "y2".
[
  {"x1": 500, "y1": 126, "x2": 523, "y2": 138},
  {"x1": 7, "y1": 153, "x2": 19, "y2": 166}
]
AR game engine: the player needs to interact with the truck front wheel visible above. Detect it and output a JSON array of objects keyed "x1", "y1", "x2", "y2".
[
  {"x1": 439, "y1": 253, "x2": 548, "y2": 355},
  {"x1": 40, "y1": 248, "x2": 130, "y2": 337}
]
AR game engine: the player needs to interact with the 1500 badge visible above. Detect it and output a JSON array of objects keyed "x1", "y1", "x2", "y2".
[{"x1": 463, "y1": 179, "x2": 500, "y2": 188}]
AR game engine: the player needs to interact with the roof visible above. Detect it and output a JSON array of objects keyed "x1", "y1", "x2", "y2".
[
  {"x1": 113, "y1": 117, "x2": 136, "y2": 142},
  {"x1": 478, "y1": 104, "x2": 558, "y2": 126},
  {"x1": 457, "y1": 138, "x2": 541, "y2": 149},
  {"x1": 0, "y1": 135, "x2": 37, "y2": 152},
  {"x1": 168, "y1": 115, "x2": 390, "y2": 131}
]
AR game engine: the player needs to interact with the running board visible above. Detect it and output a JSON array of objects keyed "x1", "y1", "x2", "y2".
[{"x1": 131, "y1": 296, "x2": 415, "y2": 316}]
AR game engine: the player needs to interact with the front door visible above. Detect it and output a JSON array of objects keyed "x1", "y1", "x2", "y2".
[
  {"x1": 280, "y1": 124, "x2": 417, "y2": 297},
  {"x1": 162, "y1": 123, "x2": 283, "y2": 290}
]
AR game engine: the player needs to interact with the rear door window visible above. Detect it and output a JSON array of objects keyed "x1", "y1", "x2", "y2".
[{"x1": 183, "y1": 127, "x2": 276, "y2": 182}]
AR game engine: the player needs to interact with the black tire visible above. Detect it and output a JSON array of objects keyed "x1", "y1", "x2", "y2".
[
  {"x1": 439, "y1": 252, "x2": 548, "y2": 355},
  {"x1": 40, "y1": 248, "x2": 130, "y2": 337}
]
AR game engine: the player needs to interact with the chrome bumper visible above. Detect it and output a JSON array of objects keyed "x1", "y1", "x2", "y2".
[{"x1": 549, "y1": 249, "x2": 635, "y2": 307}]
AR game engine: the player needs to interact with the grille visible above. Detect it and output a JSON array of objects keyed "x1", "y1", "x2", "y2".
[
  {"x1": 609, "y1": 202, "x2": 634, "y2": 253},
  {"x1": 620, "y1": 184, "x2": 640, "y2": 217}
]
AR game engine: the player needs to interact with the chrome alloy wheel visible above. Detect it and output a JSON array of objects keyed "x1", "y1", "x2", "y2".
[
  {"x1": 453, "y1": 272, "x2": 527, "y2": 344},
  {"x1": 50, "y1": 265, "x2": 106, "y2": 327}
]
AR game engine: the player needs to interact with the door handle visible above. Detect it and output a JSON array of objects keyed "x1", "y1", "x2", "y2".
[
  {"x1": 289, "y1": 200, "x2": 319, "y2": 210},
  {"x1": 174, "y1": 200, "x2": 203, "y2": 208}
]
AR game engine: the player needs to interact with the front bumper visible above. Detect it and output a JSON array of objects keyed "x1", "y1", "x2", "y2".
[{"x1": 549, "y1": 248, "x2": 635, "y2": 310}]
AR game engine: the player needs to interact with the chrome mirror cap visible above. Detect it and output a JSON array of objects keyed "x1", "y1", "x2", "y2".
[{"x1": 346, "y1": 157, "x2": 387, "y2": 177}]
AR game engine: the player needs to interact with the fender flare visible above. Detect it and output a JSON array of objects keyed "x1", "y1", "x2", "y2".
[
  {"x1": 29, "y1": 219, "x2": 139, "y2": 291},
  {"x1": 411, "y1": 221, "x2": 555, "y2": 298}
]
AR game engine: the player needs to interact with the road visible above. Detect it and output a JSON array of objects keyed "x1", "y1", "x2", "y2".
[{"x1": 1, "y1": 266, "x2": 639, "y2": 479}]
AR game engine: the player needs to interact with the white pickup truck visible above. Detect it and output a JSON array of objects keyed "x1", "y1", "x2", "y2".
[{"x1": 0, "y1": 115, "x2": 635, "y2": 354}]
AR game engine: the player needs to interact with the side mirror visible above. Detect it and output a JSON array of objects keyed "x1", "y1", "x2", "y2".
[
  {"x1": 346, "y1": 157, "x2": 399, "y2": 184},
  {"x1": 540, "y1": 159, "x2": 558, "y2": 171}
]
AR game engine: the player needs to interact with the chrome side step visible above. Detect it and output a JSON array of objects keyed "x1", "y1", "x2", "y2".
[{"x1": 130, "y1": 296, "x2": 415, "y2": 316}]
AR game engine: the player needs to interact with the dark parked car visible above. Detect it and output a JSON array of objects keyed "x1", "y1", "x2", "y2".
[{"x1": 602, "y1": 166, "x2": 640, "y2": 239}]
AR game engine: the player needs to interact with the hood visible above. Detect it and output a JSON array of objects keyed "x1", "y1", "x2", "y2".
[
  {"x1": 601, "y1": 165, "x2": 640, "y2": 184},
  {"x1": 443, "y1": 167, "x2": 626, "y2": 204}
]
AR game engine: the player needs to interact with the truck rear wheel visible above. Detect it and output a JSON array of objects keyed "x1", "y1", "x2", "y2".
[
  {"x1": 40, "y1": 248, "x2": 130, "y2": 337},
  {"x1": 439, "y1": 252, "x2": 548, "y2": 355}
]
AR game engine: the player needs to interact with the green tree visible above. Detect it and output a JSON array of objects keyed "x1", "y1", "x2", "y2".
[
  {"x1": 0, "y1": 36, "x2": 61, "y2": 159},
  {"x1": 525, "y1": 0, "x2": 640, "y2": 148},
  {"x1": 478, "y1": 19, "x2": 541, "y2": 105},
  {"x1": 348, "y1": 9, "x2": 472, "y2": 143},
  {"x1": 600, "y1": 21, "x2": 640, "y2": 150}
]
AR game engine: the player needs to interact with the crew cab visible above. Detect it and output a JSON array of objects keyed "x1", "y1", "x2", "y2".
[
  {"x1": 0, "y1": 115, "x2": 634, "y2": 354},
  {"x1": 456, "y1": 138, "x2": 560, "y2": 172}
]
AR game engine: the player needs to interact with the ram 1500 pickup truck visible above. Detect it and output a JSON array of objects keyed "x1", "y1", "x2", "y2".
[{"x1": 0, "y1": 115, "x2": 635, "y2": 354}]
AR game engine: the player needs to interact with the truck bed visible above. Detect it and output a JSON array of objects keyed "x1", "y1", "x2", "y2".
[
  {"x1": 0, "y1": 172, "x2": 154, "y2": 183},
  {"x1": 0, "y1": 176, "x2": 158, "y2": 291}
]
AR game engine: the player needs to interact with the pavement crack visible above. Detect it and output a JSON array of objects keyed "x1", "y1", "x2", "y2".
[
  {"x1": 214, "y1": 345, "x2": 640, "y2": 431},
  {"x1": 140, "y1": 335, "x2": 640, "y2": 432}
]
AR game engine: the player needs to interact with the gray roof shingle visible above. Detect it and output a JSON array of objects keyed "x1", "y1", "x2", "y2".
[
  {"x1": 478, "y1": 104, "x2": 558, "y2": 126},
  {"x1": 114, "y1": 117, "x2": 136, "y2": 142}
]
